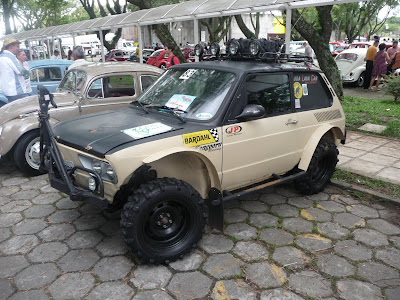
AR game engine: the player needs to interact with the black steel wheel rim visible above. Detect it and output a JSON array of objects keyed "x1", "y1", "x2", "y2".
[{"x1": 311, "y1": 154, "x2": 333, "y2": 183}]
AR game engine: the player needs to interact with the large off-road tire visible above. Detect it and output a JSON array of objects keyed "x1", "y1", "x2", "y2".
[
  {"x1": 14, "y1": 130, "x2": 43, "y2": 176},
  {"x1": 295, "y1": 139, "x2": 338, "y2": 195},
  {"x1": 121, "y1": 178, "x2": 207, "y2": 264}
]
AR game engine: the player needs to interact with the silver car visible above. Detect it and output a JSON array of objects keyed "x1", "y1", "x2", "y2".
[{"x1": 0, "y1": 62, "x2": 163, "y2": 175}]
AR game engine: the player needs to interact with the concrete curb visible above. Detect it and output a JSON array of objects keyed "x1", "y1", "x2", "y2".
[{"x1": 330, "y1": 179, "x2": 400, "y2": 206}]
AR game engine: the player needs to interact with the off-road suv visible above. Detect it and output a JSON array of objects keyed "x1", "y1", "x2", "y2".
[{"x1": 38, "y1": 39, "x2": 346, "y2": 264}]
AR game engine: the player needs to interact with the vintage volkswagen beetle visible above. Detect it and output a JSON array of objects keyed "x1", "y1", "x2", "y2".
[
  {"x1": 0, "y1": 62, "x2": 163, "y2": 175},
  {"x1": 335, "y1": 48, "x2": 367, "y2": 87}
]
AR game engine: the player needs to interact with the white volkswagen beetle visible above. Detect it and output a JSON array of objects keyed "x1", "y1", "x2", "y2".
[{"x1": 335, "y1": 48, "x2": 368, "y2": 88}]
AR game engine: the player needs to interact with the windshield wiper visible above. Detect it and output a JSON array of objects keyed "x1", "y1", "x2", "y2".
[{"x1": 146, "y1": 105, "x2": 186, "y2": 123}]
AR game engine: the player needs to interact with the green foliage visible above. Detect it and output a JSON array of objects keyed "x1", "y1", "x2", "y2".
[
  {"x1": 383, "y1": 75, "x2": 400, "y2": 102},
  {"x1": 342, "y1": 96, "x2": 400, "y2": 138}
]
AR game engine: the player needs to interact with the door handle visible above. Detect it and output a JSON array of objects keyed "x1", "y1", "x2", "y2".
[{"x1": 285, "y1": 120, "x2": 298, "y2": 125}]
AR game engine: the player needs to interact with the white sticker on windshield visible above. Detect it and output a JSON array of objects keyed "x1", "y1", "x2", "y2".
[
  {"x1": 121, "y1": 122, "x2": 173, "y2": 140},
  {"x1": 165, "y1": 94, "x2": 195, "y2": 111},
  {"x1": 195, "y1": 112, "x2": 213, "y2": 120},
  {"x1": 179, "y1": 69, "x2": 197, "y2": 80}
]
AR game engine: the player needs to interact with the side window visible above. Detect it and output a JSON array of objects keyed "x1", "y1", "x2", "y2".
[
  {"x1": 140, "y1": 75, "x2": 158, "y2": 92},
  {"x1": 292, "y1": 73, "x2": 333, "y2": 111},
  {"x1": 115, "y1": 52, "x2": 122, "y2": 57},
  {"x1": 30, "y1": 70, "x2": 38, "y2": 82},
  {"x1": 49, "y1": 68, "x2": 62, "y2": 81},
  {"x1": 103, "y1": 75, "x2": 135, "y2": 98},
  {"x1": 33, "y1": 67, "x2": 62, "y2": 82},
  {"x1": 246, "y1": 73, "x2": 291, "y2": 115},
  {"x1": 87, "y1": 78, "x2": 103, "y2": 98}
]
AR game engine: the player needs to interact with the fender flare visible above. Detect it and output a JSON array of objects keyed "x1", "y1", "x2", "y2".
[
  {"x1": 142, "y1": 147, "x2": 222, "y2": 191},
  {"x1": 298, "y1": 124, "x2": 345, "y2": 171}
]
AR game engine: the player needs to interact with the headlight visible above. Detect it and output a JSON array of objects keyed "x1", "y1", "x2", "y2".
[
  {"x1": 210, "y1": 43, "x2": 220, "y2": 56},
  {"x1": 78, "y1": 154, "x2": 117, "y2": 183}
]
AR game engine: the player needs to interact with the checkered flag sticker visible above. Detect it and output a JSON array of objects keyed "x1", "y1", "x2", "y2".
[{"x1": 208, "y1": 128, "x2": 219, "y2": 142}]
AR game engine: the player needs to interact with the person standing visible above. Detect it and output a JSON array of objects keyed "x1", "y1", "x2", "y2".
[
  {"x1": 368, "y1": 43, "x2": 389, "y2": 91},
  {"x1": 164, "y1": 43, "x2": 180, "y2": 69},
  {"x1": 51, "y1": 49, "x2": 62, "y2": 60},
  {"x1": 68, "y1": 46, "x2": 93, "y2": 69},
  {"x1": 17, "y1": 49, "x2": 33, "y2": 96},
  {"x1": 364, "y1": 40, "x2": 379, "y2": 89},
  {"x1": 0, "y1": 38, "x2": 28, "y2": 102},
  {"x1": 387, "y1": 39, "x2": 399, "y2": 73}
]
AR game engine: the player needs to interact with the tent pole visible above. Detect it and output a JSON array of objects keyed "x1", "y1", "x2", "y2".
[
  {"x1": 138, "y1": 25, "x2": 143, "y2": 64},
  {"x1": 46, "y1": 39, "x2": 51, "y2": 59},
  {"x1": 193, "y1": 18, "x2": 199, "y2": 62},
  {"x1": 28, "y1": 40, "x2": 33, "y2": 61},
  {"x1": 285, "y1": 8, "x2": 292, "y2": 54},
  {"x1": 73, "y1": 34, "x2": 76, "y2": 48},
  {"x1": 99, "y1": 30, "x2": 105, "y2": 62}
]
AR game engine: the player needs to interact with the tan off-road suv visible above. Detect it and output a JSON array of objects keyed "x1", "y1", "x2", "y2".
[
  {"x1": 0, "y1": 62, "x2": 163, "y2": 175},
  {"x1": 38, "y1": 39, "x2": 346, "y2": 264}
]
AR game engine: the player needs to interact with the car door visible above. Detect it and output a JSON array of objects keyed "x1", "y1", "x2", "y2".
[
  {"x1": 221, "y1": 72, "x2": 304, "y2": 191},
  {"x1": 79, "y1": 73, "x2": 139, "y2": 115},
  {"x1": 30, "y1": 67, "x2": 63, "y2": 93}
]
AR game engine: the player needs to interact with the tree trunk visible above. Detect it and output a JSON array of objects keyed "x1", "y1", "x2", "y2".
[
  {"x1": 234, "y1": 15, "x2": 256, "y2": 39},
  {"x1": 292, "y1": 6, "x2": 343, "y2": 100},
  {"x1": 2, "y1": 0, "x2": 13, "y2": 35},
  {"x1": 153, "y1": 24, "x2": 186, "y2": 63}
]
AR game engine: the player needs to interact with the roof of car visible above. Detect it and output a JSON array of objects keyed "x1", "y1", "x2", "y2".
[
  {"x1": 73, "y1": 62, "x2": 164, "y2": 76},
  {"x1": 172, "y1": 59, "x2": 321, "y2": 73},
  {"x1": 338, "y1": 48, "x2": 367, "y2": 54},
  {"x1": 28, "y1": 59, "x2": 74, "y2": 68}
]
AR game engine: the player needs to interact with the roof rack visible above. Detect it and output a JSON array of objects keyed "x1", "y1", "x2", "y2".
[{"x1": 194, "y1": 38, "x2": 314, "y2": 66}]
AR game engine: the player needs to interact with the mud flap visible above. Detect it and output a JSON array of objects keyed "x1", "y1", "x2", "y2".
[{"x1": 207, "y1": 187, "x2": 224, "y2": 231}]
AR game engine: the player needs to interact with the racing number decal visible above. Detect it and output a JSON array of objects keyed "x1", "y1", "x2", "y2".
[
  {"x1": 182, "y1": 129, "x2": 219, "y2": 147},
  {"x1": 294, "y1": 82, "x2": 303, "y2": 99}
]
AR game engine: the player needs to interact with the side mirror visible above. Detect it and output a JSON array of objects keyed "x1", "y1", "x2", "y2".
[{"x1": 235, "y1": 104, "x2": 265, "y2": 121}]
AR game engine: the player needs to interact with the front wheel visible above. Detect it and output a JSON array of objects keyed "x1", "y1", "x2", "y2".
[
  {"x1": 14, "y1": 130, "x2": 44, "y2": 176},
  {"x1": 295, "y1": 139, "x2": 338, "y2": 195},
  {"x1": 121, "y1": 178, "x2": 206, "y2": 264}
]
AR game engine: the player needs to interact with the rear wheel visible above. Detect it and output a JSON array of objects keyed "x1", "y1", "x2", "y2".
[
  {"x1": 121, "y1": 178, "x2": 206, "y2": 264},
  {"x1": 295, "y1": 139, "x2": 338, "y2": 195},
  {"x1": 14, "y1": 130, "x2": 43, "y2": 176},
  {"x1": 355, "y1": 72, "x2": 365, "y2": 88}
]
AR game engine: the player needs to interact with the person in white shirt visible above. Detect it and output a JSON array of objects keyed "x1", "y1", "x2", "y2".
[
  {"x1": 17, "y1": 49, "x2": 33, "y2": 96},
  {"x1": 68, "y1": 46, "x2": 93, "y2": 70},
  {"x1": 0, "y1": 38, "x2": 28, "y2": 102},
  {"x1": 51, "y1": 49, "x2": 62, "y2": 60}
]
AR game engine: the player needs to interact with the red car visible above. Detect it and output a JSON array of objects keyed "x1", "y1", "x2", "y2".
[
  {"x1": 181, "y1": 47, "x2": 195, "y2": 62},
  {"x1": 146, "y1": 49, "x2": 169, "y2": 69},
  {"x1": 103, "y1": 49, "x2": 130, "y2": 62}
]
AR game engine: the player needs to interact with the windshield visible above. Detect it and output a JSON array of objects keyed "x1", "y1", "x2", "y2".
[
  {"x1": 138, "y1": 68, "x2": 236, "y2": 121},
  {"x1": 58, "y1": 69, "x2": 88, "y2": 93},
  {"x1": 336, "y1": 53, "x2": 358, "y2": 62},
  {"x1": 125, "y1": 42, "x2": 134, "y2": 47}
]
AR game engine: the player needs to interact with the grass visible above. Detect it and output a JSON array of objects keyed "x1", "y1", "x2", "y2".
[
  {"x1": 342, "y1": 96, "x2": 400, "y2": 139},
  {"x1": 333, "y1": 169, "x2": 400, "y2": 199}
]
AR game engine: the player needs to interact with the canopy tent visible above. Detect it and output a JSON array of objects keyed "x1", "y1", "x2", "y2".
[{"x1": 0, "y1": 0, "x2": 364, "y2": 61}]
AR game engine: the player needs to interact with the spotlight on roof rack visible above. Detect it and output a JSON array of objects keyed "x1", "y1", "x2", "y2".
[
  {"x1": 228, "y1": 40, "x2": 240, "y2": 55},
  {"x1": 210, "y1": 43, "x2": 220, "y2": 56},
  {"x1": 194, "y1": 44, "x2": 204, "y2": 57},
  {"x1": 249, "y1": 40, "x2": 260, "y2": 56}
]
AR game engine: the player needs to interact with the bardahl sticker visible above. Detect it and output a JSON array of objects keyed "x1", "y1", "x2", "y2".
[
  {"x1": 294, "y1": 82, "x2": 303, "y2": 99},
  {"x1": 122, "y1": 122, "x2": 173, "y2": 139},
  {"x1": 183, "y1": 128, "x2": 219, "y2": 147}
]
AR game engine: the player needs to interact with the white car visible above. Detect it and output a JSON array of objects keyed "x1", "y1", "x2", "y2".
[{"x1": 335, "y1": 48, "x2": 367, "y2": 87}]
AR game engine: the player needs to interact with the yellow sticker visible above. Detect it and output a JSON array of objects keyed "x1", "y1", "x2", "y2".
[
  {"x1": 294, "y1": 82, "x2": 303, "y2": 99},
  {"x1": 182, "y1": 129, "x2": 219, "y2": 147}
]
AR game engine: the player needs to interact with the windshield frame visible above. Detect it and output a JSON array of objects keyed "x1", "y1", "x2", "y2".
[{"x1": 136, "y1": 65, "x2": 239, "y2": 123}]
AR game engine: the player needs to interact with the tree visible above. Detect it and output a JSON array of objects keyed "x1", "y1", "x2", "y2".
[
  {"x1": 291, "y1": 6, "x2": 343, "y2": 99},
  {"x1": 1, "y1": 0, "x2": 15, "y2": 34},
  {"x1": 234, "y1": 13, "x2": 260, "y2": 39},
  {"x1": 126, "y1": 0, "x2": 186, "y2": 62},
  {"x1": 79, "y1": 0, "x2": 127, "y2": 51},
  {"x1": 200, "y1": 17, "x2": 232, "y2": 43}
]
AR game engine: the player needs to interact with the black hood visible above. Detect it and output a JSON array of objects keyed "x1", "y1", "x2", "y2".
[{"x1": 53, "y1": 106, "x2": 208, "y2": 158}]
